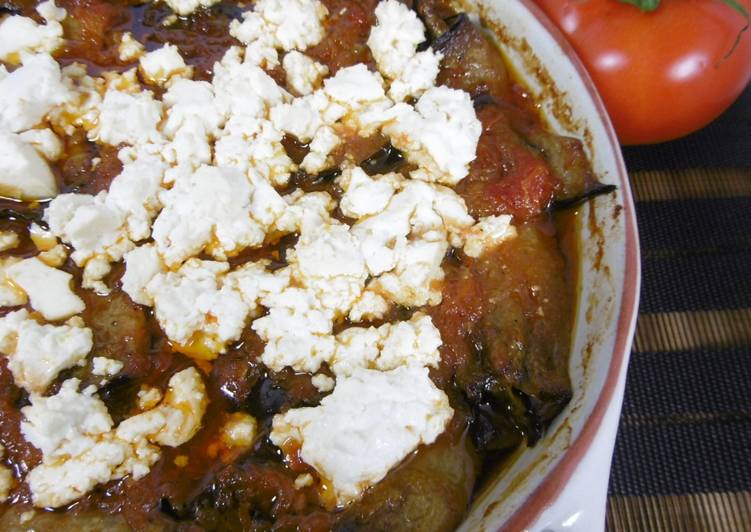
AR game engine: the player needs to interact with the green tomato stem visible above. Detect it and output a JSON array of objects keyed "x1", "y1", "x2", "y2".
[{"x1": 619, "y1": 0, "x2": 748, "y2": 19}]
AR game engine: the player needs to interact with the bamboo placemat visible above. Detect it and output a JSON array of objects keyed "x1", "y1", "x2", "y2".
[{"x1": 606, "y1": 84, "x2": 751, "y2": 531}]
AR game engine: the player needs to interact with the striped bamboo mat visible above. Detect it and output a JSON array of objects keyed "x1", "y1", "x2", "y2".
[{"x1": 606, "y1": 83, "x2": 751, "y2": 532}]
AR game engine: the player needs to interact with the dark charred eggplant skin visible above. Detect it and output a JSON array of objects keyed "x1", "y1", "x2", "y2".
[
  {"x1": 551, "y1": 183, "x2": 617, "y2": 211},
  {"x1": 429, "y1": 14, "x2": 511, "y2": 102},
  {"x1": 360, "y1": 143, "x2": 406, "y2": 175}
]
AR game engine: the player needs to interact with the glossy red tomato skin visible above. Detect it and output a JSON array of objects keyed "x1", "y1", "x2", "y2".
[{"x1": 534, "y1": 0, "x2": 751, "y2": 145}]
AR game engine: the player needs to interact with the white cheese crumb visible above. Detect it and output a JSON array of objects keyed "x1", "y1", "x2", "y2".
[
  {"x1": 145, "y1": 259, "x2": 256, "y2": 353},
  {"x1": 91, "y1": 87, "x2": 164, "y2": 147},
  {"x1": 0, "y1": 1, "x2": 66, "y2": 64},
  {"x1": 212, "y1": 48, "x2": 289, "y2": 121},
  {"x1": 161, "y1": 0, "x2": 220, "y2": 16},
  {"x1": 230, "y1": 0, "x2": 328, "y2": 54},
  {"x1": 118, "y1": 32, "x2": 145, "y2": 62},
  {"x1": 348, "y1": 290, "x2": 389, "y2": 323},
  {"x1": 137, "y1": 386, "x2": 163, "y2": 411},
  {"x1": 253, "y1": 286, "x2": 336, "y2": 373},
  {"x1": 107, "y1": 147, "x2": 167, "y2": 241},
  {"x1": 381, "y1": 86, "x2": 482, "y2": 186},
  {"x1": 117, "y1": 367, "x2": 208, "y2": 447},
  {"x1": 36, "y1": 0, "x2": 67, "y2": 22},
  {"x1": 0, "y1": 130, "x2": 58, "y2": 200},
  {"x1": 214, "y1": 117, "x2": 294, "y2": 186},
  {"x1": 121, "y1": 244, "x2": 164, "y2": 306},
  {"x1": 294, "y1": 473, "x2": 314, "y2": 489},
  {"x1": 220, "y1": 412, "x2": 257, "y2": 448},
  {"x1": 29, "y1": 222, "x2": 57, "y2": 251},
  {"x1": 322, "y1": 64, "x2": 392, "y2": 135},
  {"x1": 283, "y1": 51, "x2": 328, "y2": 96},
  {"x1": 289, "y1": 221, "x2": 368, "y2": 315},
  {"x1": 463, "y1": 215, "x2": 517, "y2": 258},
  {"x1": 139, "y1": 44, "x2": 193, "y2": 87},
  {"x1": 0, "y1": 53, "x2": 73, "y2": 132},
  {"x1": 0, "y1": 230, "x2": 19, "y2": 252},
  {"x1": 18, "y1": 127, "x2": 64, "y2": 161},
  {"x1": 152, "y1": 165, "x2": 266, "y2": 265},
  {"x1": 5, "y1": 257, "x2": 86, "y2": 321},
  {"x1": 367, "y1": 0, "x2": 442, "y2": 102},
  {"x1": 349, "y1": 178, "x2": 474, "y2": 307},
  {"x1": 37, "y1": 244, "x2": 69, "y2": 268},
  {"x1": 311, "y1": 373, "x2": 335, "y2": 393},
  {"x1": 91, "y1": 357, "x2": 124, "y2": 378},
  {"x1": 44, "y1": 192, "x2": 133, "y2": 272},
  {"x1": 270, "y1": 366, "x2": 453, "y2": 505},
  {"x1": 0, "y1": 309, "x2": 92, "y2": 394},
  {"x1": 337, "y1": 166, "x2": 399, "y2": 219},
  {"x1": 23, "y1": 368, "x2": 207, "y2": 508},
  {"x1": 331, "y1": 312, "x2": 441, "y2": 377},
  {"x1": 0, "y1": 257, "x2": 26, "y2": 307}
]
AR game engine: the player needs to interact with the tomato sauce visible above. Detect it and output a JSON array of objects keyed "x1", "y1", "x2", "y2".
[{"x1": 0, "y1": 0, "x2": 601, "y2": 529}]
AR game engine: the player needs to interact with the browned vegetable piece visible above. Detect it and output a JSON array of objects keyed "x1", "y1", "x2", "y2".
[
  {"x1": 307, "y1": 0, "x2": 380, "y2": 74},
  {"x1": 430, "y1": 13, "x2": 511, "y2": 101},
  {"x1": 494, "y1": 100, "x2": 600, "y2": 201},
  {"x1": 475, "y1": 225, "x2": 573, "y2": 424},
  {"x1": 0, "y1": 508, "x2": 137, "y2": 532},
  {"x1": 458, "y1": 104, "x2": 561, "y2": 221},
  {"x1": 188, "y1": 462, "x2": 324, "y2": 529},
  {"x1": 80, "y1": 289, "x2": 150, "y2": 379},
  {"x1": 337, "y1": 415, "x2": 478, "y2": 532},
  {"x1": 58, "y1": 0, "x2": 129, "y2": 66}
]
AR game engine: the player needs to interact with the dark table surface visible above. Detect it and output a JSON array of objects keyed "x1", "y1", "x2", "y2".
[{"x1": 605, "y1": 83, "x2": 751, "y2": 531}]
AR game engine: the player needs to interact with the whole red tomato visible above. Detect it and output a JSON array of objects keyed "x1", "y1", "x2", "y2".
[{"x1": 534, "y1": 0, "x2": 751, "y2": 145}]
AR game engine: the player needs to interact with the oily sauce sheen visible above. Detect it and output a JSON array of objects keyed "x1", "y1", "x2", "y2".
[{"x1": 0, "y1": 0, "x2": 604, "y2": 530}]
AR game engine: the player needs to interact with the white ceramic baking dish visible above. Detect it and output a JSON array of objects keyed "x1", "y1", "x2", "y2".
[{"x1": 453, "y1": 1, "x2": 640, "y2": 530}]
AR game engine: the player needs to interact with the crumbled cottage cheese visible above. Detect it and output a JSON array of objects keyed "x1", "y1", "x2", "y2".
[
  {"x1": 0, "y1": 309, "x2": 93, "y2": 394},
  {"x1": 5, "y1": 258, "x2": 86, "y2": 320},
  {"x1": 19, "y1": 127, "x2": 64, "y2": 162},
  {"x1": 367, "y1": 0, "x2": 443, "y2": 102},
  {"x1": 230, "y1": 0, "x2": 328, "y2": 68},
  {"x1": 91, "y1": 87, "x2": 164, "y2": 146},
  {"x1": 0, "y1": 257, "x2": 26, "y2": 307},
  {"x1": 139, "y1": 44, "x2": 192, "y2": 87},
  {"x1": 212, "y1": 47, "x2": 289, "y2": 120},
  {"x1": 380, "y1": 86, "x2": 482, "y2": 185},
  {"x1": 144, "y1": 259, "x2": 246, "y2": 355},
  {"x1": 44, "y1": 192, "x2": 133, "y2": 288},
  {"x1": 270, "y1": 366, "x2": 453, "y2": 505},
  {"x1": 0, "y1": 230, "x2": 19, "y2": 252},
  {"x1": 283, "y1": 51, "x2": 328, "y2": 96},
  {"x1": 270, "y1": 64, "x2": 391, "y2": 173},
  {"x1": 0, "y1": 1, "x2": 66, "y2": 64},
  {"x1": 22, "y1": 367, "x2": 207, "y2": 508},
  {"x1": 463, "y1": 215, "x2": 517, "y2": 258},
  {"x1": 0, "y1": 131, "x2": 57, "y2": 200},
  {"x1": 152, "y1": 165, "x2": 266, "y2": 265},
  {"x1": 143, "y1": 258, "x2": 284, "y2": 356},
  {"x1": 344, "y1": 175, "x2": 475, "y2": 307},
  {"x1": 0, "y1": 52, "x2": 73, "y2": 133},
  {"x1": 220, "y1": 412, "x2": 258, "y2": 449},
  {"x1": 91, "y1": 357, "x2": 124, "y2": 378},
  {"x1": 331, "y1": 312, "x2": 441, "y2": 377},
  {"x1": 118, "y1": 32, "x2": 145, "y2": 62},
  {"x1": 161, "y1": 0, "x2": 220, "y2": 16},
  {"x1": 0, "y1": 0, "x2": 502, "y2": 508}
]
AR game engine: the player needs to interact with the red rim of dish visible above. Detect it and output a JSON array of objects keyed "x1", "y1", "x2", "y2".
[{"x1": 494, "y1": 1, "x2": 641, "y2": 530}]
